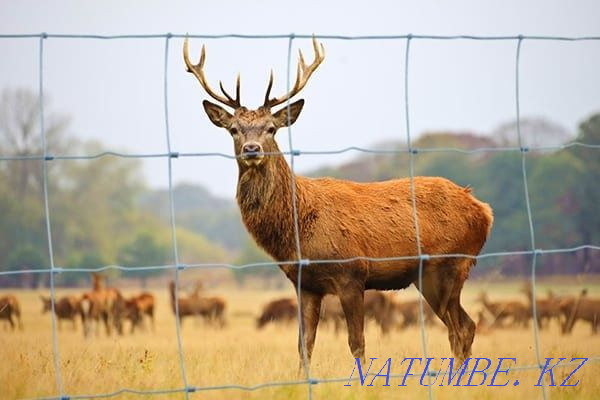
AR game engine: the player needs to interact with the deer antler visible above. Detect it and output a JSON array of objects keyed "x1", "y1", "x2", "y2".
[
  {"x1": 183, "y1": 38, "x2": 241, "y2": 109},
  {"x1": 263, "y1": 36, "x2": 325, "y2": 109}
]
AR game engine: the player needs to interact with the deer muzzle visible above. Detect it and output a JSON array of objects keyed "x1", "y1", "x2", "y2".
[{"x1": 241, "y1": 142, "x2": 264, "y2": 166}]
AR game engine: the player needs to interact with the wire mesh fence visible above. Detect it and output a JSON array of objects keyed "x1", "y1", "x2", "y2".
[{"x1": 0, "y1": 32, "x2": 599, "y2": 400}]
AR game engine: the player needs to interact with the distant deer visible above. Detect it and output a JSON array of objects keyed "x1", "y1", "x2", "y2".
[
  {"x1": 477, "y1": 292, "x2": 530, "y2": 328},
  {"x1": 184, "y1": 37, "x2": 493, "y2": 367},
  {"x1": 560, "y1": 289, "x2": 600, "y2": 334},
  {"x1": 521, "y1": 284, "x2": 561, "y2": 329},
  {"x1": 257, "y1": 297, "x2": 298, "y2": 329},
  {"x1": 0, "y1": 295, "x2": 23, "y2": 331},
  {"x1": 392, "y1": 298, "x2": 436, "y2": 329},
  {"x1": 123, "y1": 292, "x2": 155, "y2": 333},
  {"x1": 40, "y1": 295, "x2": 85, "y2": 331},
  {"x1": 168, "y1": 281, "x2": 226, "y2": 328},
  {"x1": 320, "y1": 291, "x2": 396, "y2": 335},
  {"x1": 81, "y1": 273, "x2": 124, "y2": 337}
]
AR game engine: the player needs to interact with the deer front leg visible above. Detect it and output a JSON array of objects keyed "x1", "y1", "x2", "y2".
[
  {"x1": 296, "y1": 289, "x2": 322, "y2": 374},
  {"x1": 339, "y1": 285, "x2": 366, "y2": 364}
]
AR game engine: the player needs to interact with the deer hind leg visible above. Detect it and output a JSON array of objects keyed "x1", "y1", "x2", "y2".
[
  {"x1": 339, "y1": 284, "x2": 366, "y2": 364},
  {"x1": 296, "y1": 289, "x2": 322, "y2": 373},
  {"x1": 416, "y1": 259, "x2": 475, "y2": 364}
]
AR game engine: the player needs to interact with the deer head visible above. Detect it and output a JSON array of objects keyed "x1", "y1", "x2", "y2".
[{"x1": 183, "y1": 37, "x2": 325, "y2": 169}]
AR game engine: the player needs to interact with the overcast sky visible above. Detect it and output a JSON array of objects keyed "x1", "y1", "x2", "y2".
[{"x1": 1, "y1": 1, "x2": 599, "y2": 197}]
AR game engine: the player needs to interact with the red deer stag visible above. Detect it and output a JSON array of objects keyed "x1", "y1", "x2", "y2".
[
  {"x1": 40, "y1": 295, "x2": 85, "y2": 331},
  {"x1": 183, "y1": 37, "x2": 493, "y2": 367},
  {"x1": 0, "y1": 295, "x2": 23, "y2": 331},
  {"x1": 257, "y1": 297, "x2": 298, "y2": 329}
]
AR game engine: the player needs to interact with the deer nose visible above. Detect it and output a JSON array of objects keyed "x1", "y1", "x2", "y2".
[{"x1": 242, "y1": 143, "x2": 262, "y2": 158}]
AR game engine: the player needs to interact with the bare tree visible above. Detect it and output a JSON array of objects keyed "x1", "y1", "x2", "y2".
[
  {"x1": 492, "y1": 117, "x2": 572, "y2": 148},
  {"x1": 0, "y1": 88, "x2": 70, "y2": 198}
]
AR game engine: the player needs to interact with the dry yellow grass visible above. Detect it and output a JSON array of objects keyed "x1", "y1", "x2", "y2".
[{"x1": 1, "y1": 282, "x2": 599, "y2": 400}]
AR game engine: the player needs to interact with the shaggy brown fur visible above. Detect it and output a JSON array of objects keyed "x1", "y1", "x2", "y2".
[
  {"x1": 0, "y1": 294, "x2": 22, "y2": 330},
  {"x1": 40, "y1": 295, "x2": 85, "y2": 330},
  {"x1": 256, "y1": 297, "x2": 298, "y2": 329},
  {"x1": 521, "y1": 284, "x2": 561, "y2": 329},
  {"x1": 188, "y1": 38, "x2": 493, "y2": 367},
  {"x1": 477, "y1": 292, "x2": 530, "y2": 328}
]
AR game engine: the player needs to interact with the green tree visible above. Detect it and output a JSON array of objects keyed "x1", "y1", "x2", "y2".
[
  {"x1": 4, "y1": 245, "x2": 46, "y2": 288},
  {"x1": 118, "y1": 231, "x2": 170, "y2": 286},
  {"x1": 567, "y1": 113, "x2": 600, "y2": 272}
]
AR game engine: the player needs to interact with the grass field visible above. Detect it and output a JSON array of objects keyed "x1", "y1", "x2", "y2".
[{"x1": 1, "y1": 279, "x2": 599, "y2": 400}]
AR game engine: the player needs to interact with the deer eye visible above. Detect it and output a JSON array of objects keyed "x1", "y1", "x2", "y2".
[
  {"x1": 229, "y1": 127, "x2": 239, "y2": 135},
  {"x1": 267, "y1": 127, "x2": 276, "y2": 135}
]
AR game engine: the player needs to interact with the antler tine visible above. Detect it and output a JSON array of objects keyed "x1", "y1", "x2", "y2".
[
  {"x1": 263, "y1": 36, "x2": 325, "y2": 108},
  {"x1": 219, "y1": 74, "x2": 241, "y2": 105},
  {"x1": 263, "y1": 70, "x2": 274, "y2": 106},
  {"x1": 183, "y1": 38, "x2": 241, "y2": 109}
]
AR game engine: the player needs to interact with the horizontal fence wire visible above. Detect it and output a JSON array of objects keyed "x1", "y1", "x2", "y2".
[
  {"x1": 0, "y1": 32, "x2": 598, "y2": 400},
  {"x1": 1, "y1": 245, "x2": 598, "y2": 276},
  {"x1": 2, "y1": 141, "x2": 600, "y2": 162}
]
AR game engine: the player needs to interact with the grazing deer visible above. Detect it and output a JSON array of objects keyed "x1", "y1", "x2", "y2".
[
  {"x1": 0, "y1": 295, "x2": 23, "y2": 331},
  {"x1": 184, "y1": 37, "x2": 493, "y2": 367},
  {"x1": 477, "y1": 292, "x2": 530, "y2": 328},
  {"x1": 257, "y1": 297, "x2": 298, "y2": 329},
  {"x1": 40, "y1": 295, "x2": 85, "y2": 331},
  {"x1": 521, "y1": 284, "x2": 561, "y2": 329},
  {"x1": 124, "y1": 292, "x2": 155, "y2": 333}
]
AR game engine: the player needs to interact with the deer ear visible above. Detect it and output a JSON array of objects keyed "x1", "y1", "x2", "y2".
[
  {"x1": 203, "y1": 100, "x2": 233, "y2": 128},
  {"x1": 272, "y1": 99, "x2": 304, "y2": 128}
]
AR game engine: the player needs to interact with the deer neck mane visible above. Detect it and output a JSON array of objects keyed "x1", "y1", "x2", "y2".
[{"x1": 236, "y1": 153, "x2": 298, "y2": 261}]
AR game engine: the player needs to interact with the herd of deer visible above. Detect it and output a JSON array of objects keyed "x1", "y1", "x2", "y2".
[
  {"x1": 2, "y1": 283, "x2": 599, "y2": 338},
  {"x1": 475, "y1": 284, "x2": 600, "y2": 334},
  {"x1": 256, "y1": 291, "x2": 436, "y2": 334},
  {"x1": 255, "y1": 287, "x2": 600, "y2": 336},
  {"x1": 0, "y1": 273, "x2": 224, "y2": 336}
]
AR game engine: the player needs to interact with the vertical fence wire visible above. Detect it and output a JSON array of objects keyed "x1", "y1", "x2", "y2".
[
  {"x1": 163, "y1": 34, "x2": 191, "y2": 398},
  {"x1": 285, "y1": 34, "x2": 314, "y2": 400},
  {"x1": 514, "y1": 36, "x2": 547, "y2": 400},
  {"x1": 38, "y1": 33, "x2": 65, "y2": 399},
  {"x1": 404, "y1": 35, "x2": 434, "y2": 398}
]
